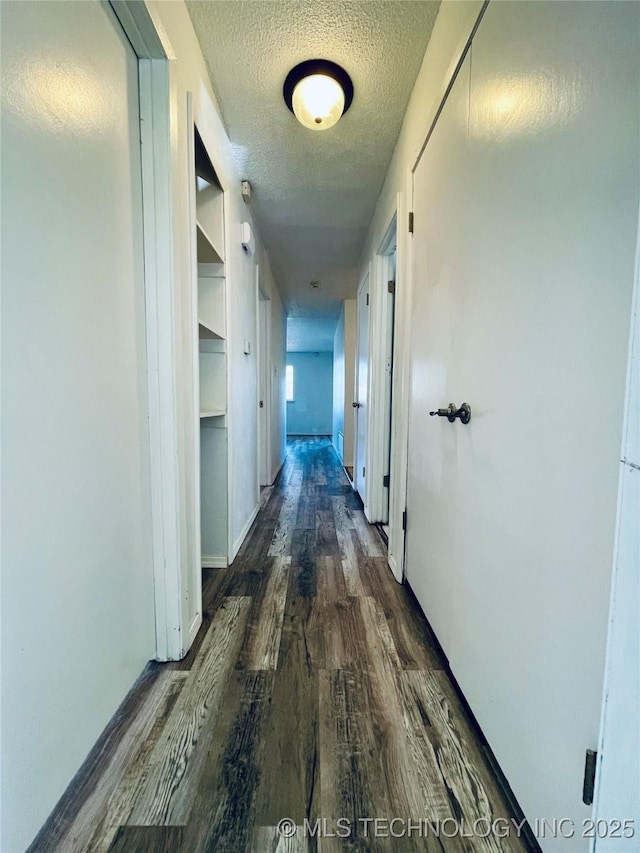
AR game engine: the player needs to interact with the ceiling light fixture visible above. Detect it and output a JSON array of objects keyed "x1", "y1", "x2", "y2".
[{"x1": 283, "y1": 60, "x2": 353, "y2": 131}]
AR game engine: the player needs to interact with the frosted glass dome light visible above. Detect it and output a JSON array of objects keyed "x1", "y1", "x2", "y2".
[
  {"x1": 283, "y1": 60, "x2": 354, "y2": 132},
  {"x1": 292, "y1": 74, "x2": 345, "y2": 131}
]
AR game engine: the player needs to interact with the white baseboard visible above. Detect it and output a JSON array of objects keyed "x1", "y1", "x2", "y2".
[
  {"x1": 186, "y1": 611, "x2": 202, "y2": 650},
  {"x1": 387, "y1": 554, "x2": 403, "y2": 584},
  {"x1": 201, "y1": 555, "x2": 227, "y2": 569},
  {"x1": 230, "y1": 503, "x2": 260, "y2": 563},
  {"x1": 270, "y1": 455, "x2": 285, "y2": 485}
]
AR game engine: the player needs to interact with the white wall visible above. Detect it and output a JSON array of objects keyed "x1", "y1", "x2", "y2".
[
  {"x1": 332, "y1": 300, "x2": 357, "y2": 465},
  {"x1": 1, "y1": 2, "x2": 155, "y2": 849},
  {"x1": 145, "y1": 0, "x2": 287, "y2": 568},
  {"x1": 287, "y1": 352, "x2": 334, "y2": 435},
  {"x1": 359, "y1": 1, "x2": 639, "y2": 849}
]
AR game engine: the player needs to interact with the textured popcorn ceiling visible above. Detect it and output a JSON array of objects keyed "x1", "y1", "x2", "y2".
[{"x1": 186, "y1": 0, "x2": 440, "y2": 346}]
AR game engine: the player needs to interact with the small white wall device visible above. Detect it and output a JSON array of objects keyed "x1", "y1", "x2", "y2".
[{"x1": 241, "y1": 221, "x2": 255, "y2": 256}]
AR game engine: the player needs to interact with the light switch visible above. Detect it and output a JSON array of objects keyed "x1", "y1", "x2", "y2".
[{"x1": 244, "y1": 339, "x2": 251, "y2": 355}]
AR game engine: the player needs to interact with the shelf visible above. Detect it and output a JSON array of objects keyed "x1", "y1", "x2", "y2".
[
  {"x1": 199, "y1": 320, "x2": 224, "y2": 340},
  {"x1": 196, "y1": 220, "x2": 223, "y2": 264},
  {"x1": 198, "y1": 262, "x2": 224, "y2": 276},
  {"x1": 198, "y1": 269, "x2": 225, "y2": 340},
  {"x1": 196, "y1": 176, "x2": 224, "y2": 262},
  {"x1": 200, "y1": 406, "x2": 227, "y2": 429},
  {"x1": 195, "y1": 123, "x2": 228, "y2": 566},
  {"x1": 199, "y1": 338, "x2": 225, "y2": 354}
]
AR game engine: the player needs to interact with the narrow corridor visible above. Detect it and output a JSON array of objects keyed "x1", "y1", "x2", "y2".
[{"x1": 32, "y1": 438, "x2": 530, "y2": 853}]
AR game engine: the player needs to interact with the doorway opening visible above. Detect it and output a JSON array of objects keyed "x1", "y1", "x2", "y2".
[
  {"x1": 354, "y1": 273, "x2": 370, "y2": 505},
  {"x1": 379, "y1": 228, "x2": 397, "y2": 534},
  {"x1": 257, "y1": 283, "x2": 271, "y2": 487},
  {"x1": 285, "y1": 315, "x2": 335, "y2": 442}
]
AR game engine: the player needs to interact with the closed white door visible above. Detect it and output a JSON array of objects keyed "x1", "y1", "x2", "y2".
[
  {"x1": 593, "y1": 234, "x2": 640, "y2": 849},
  {"x1": 405, "y1": 53, "x2": 471, "y2": 655},
  {"x1": 355, "y1": 275, "x2": 369, "y2": 502},
  {"x1": 258, "y1": 293, "x2": 270, "y2": 486},
  {"x1": 406, "y1": 0, "x2": 639, "y2": 842}
]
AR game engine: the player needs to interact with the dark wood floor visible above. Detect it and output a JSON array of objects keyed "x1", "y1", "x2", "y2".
[{"x1": 31, "y1": 437, "x2": 530, "y2": 853}]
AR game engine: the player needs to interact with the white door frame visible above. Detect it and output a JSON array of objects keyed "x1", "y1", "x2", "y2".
[
  {"x1": 393, "y1": 2, "x2": 488, "y2": 583},
  {"x1": 592, "y1": 202, "x2": 640, "y2": 846},
  {"x1": 386, "y1": 186, "x2": 414, "y2": 582},
  {"x1": 256, "y1": 271, "x2": 272, "y2": 488},
  {"x1": 355, "y1": 270, "x2": 371, "y2": 510},
  {"x1": 110, "y1": 1, "x2": 190, "y2": 661},
  {"x1": 359, "y1": 192, "x2": 414, "y2": 582},
  {"x1": 367, "y1": 214, "x2": 397, "y2": 524}
]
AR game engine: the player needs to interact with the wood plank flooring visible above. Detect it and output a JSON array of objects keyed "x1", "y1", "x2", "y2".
[{"x1": 30, "y1": 437, "x2": 531, "y2": 853}]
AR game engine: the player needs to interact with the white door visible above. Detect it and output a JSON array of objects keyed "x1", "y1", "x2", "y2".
[
  {"x1": 405, "y1": 52, "x2": 472, "y2": 655},
  {"x1": 258, "y1": 291, "x2": 270, "y2": 486},
  {"x1": 355, "y1": 274, "x2": 369, "y2": 502},
  {"x1": 381, "y1": 250, "x2": 397, "y2": 524},
  {"x1": 405, "y1": 0, "x2": 639, "y2": 840}
]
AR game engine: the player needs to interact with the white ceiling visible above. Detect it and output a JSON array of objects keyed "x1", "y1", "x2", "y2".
[{"x1": 186, "y1": 0, "x2": 440, "y2": 346}]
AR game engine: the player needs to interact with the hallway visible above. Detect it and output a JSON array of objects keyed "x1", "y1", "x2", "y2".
[{"x1": 33, "y1": 439, "x2": 530, "y2": 853}]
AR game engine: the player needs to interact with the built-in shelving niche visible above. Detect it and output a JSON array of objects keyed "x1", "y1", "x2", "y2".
[{"x1": 195, "y1": 125, "x2": 228, "y2": 568}]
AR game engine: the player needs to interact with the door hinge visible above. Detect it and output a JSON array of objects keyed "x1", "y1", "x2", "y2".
[
  {"x1": 362, "y1": 466, "x2": 366, "y2": 478},
  {"x1": 259, "y1": 400, "x2": 264, "y2": 408},
  {"x1": 402, "y1": 509, "x2": 407, "y2": 530},
  {"x1": 582, "y1": 749, "x2": 597, "y2": 805},
  {"x1": 408, "y1": 211, "x2": 414, "y2": 233},
  {"x1": 387, "y1": 280, "x2": 396, "y2": 294},
  {"x1": 383, "y1": 474, "x2": 390, "y2": 488},
  {"x1": 366, "y1": 293, "x2": 369, "y2": 306}
]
